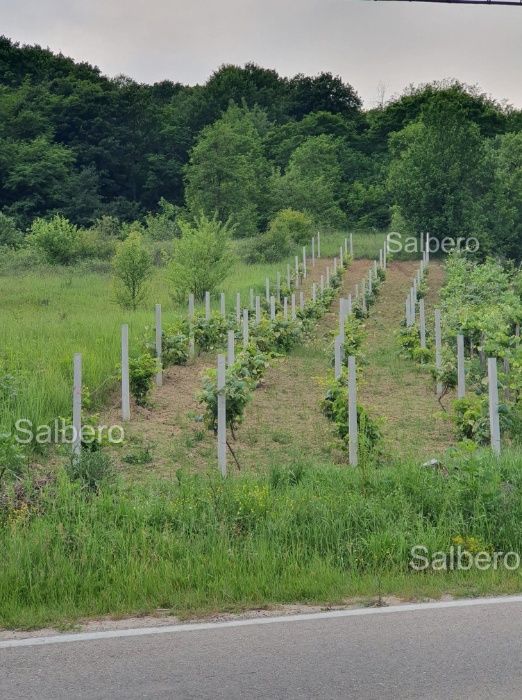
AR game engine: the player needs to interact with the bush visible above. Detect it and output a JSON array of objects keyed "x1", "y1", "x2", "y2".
[
  {"x1": 112, "y1": 231, "x2": 152, "y2": 310},
  {"x1": 66, "y1": 451, "x2": 113, "y2": 491},
  {"x1": 168, "y1": 213, "x2": 235, "y2": 302},
  {"x1": 128, "y1": 353, "x2": 157, "y2": 406},
  {"x1": 245, "y1": 209, "x2": 312, "y2": 263},
  {"x1": 161, "y1": 322, "x2": 190, "y2": 366},
  {"x1": 29, "y1": 215, "x2": 82, "y2": 265}
]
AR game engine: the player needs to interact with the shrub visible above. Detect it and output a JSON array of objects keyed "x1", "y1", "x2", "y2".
[
  {"x1": 168, "y1": 214, "x2": 235, "y2": 302},
  {"x1": 199, "y1": 366, "x2": 252, "y2": 437},
  {"x1": 161, "y1": 323, "x2": 190, "y2": 366},
  {"x1": 193, "y1": 314, "x2": 229, "y2": 352},
  {"x1": 29, "y1": 215, "x2": 81, "y2": 265},
  {"x1": 128, "y1": 353, "x2": 157, "y2": 406},
  {"x1": 66, "y1": 451, "x2": 113, "y2": 491},
  {"x1": 112, "y1": 231, "x2": 152, "y2": 310}
]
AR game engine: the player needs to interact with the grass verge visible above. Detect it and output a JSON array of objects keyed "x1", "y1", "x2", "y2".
[{"x1": 1, "y1": 448, "x2": 521, "y2": 629}]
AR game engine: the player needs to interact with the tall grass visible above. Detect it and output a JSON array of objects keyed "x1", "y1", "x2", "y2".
[
  {"x1": 1, "y1": 449, "x2": 521, "y2": 628},
  {"x1": 0, "y1": 231, "x2": 384, "y2": 431}
]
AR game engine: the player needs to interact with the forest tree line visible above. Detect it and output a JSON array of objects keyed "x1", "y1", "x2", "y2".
[{"x1": 0, "y1": 35, "x2": 521, "y2": 263}]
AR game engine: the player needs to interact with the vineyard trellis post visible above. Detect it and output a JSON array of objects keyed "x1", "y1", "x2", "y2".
[
  {"x1": 291, "y1": 293, "x2": 296, "y2": 320},
  {"x1": 270, "y1": 296, "x2": 276, "y2": 320},
  {"x1": 236, "y1": 292, "x2": 241, "y2": 324},
  {"x1": 317, "y1": 231, "x2": 321, "y2": 259},
  {"x1": 419, "y1": 299, "x2": 426, "y2": 349},
  {"x1": 155, "y1": 303, "x2": 162, "y2": 387},
  {"x1": 488, "y1": 358, "x2": 501, "y2": 456},
  {"x1": 188, "y1": 293, "x2": 195, "y2": 358},
  {"x1": 312, "y1": 237, "x2": 315, "y2": 267},
  {"x1": 348, "y1": 355, "x2": 358, "y2": 467},
  {"x1": 302, "y1": 246, "x2": 307, "y2": 278},
  {"x1": 255, "y1": 296, "x2": 261, "y2": 325},
  {"x1": 435, "y1": 309, "x2": 442, "y2": 396},
  {"x1": 72, "y1": 352, "x2": 82, "y2": 461},
  {"x1": 205, "y1": 291, "x2": 211, "y2": 320},
  {"x1": 242, "y1": 309, "x2": 249, "y2": 349},
  {"x1": 121, "y1": 325, "x2": 130, "y2": 421},
  {"x1": 457, "y1": 334, "x2": 466, "y2": 398},
  {"x1": 227, "y1": 330, "x2": 235, "y2": 366},
  {"x1": 334, "y1": 336, "x2": 342, "y2": 380},
  {"x1": 217, "y1": 354, "x2": 227, "y2": 477}
]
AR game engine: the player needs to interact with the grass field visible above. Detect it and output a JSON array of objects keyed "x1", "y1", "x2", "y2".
[
  {"x1": 1, "y1": 449, "x2": 521, "y2": 629},
  {"x1": 0, "y1": 231, "x2": 386, "y2": 432}
]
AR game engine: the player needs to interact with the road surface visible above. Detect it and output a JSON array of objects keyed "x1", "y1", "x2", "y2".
[{"x1": 1, "y1": 596, "x2": 522, "y2": 699}]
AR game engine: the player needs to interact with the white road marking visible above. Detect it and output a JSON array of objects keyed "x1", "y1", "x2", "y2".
[{"x1": 2, "y1": 595, "x2": 522, "y2": 650}]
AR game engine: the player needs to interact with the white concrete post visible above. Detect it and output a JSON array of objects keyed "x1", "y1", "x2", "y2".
[
  {"x1": 406, "y1": 297, "x2": 411, "y2": 328},
  {"x1": 425, "y1": 233, "x2": 430, "y2": 264},
  {"x1": 383, "y1": 245, "x2": 387, "y2": 269},
  {"x1": 326, "y1": 267, "x2": 330, "y2": 287},
  {"x1": 242, "y1": 309, "x2": 249, "y2": 349},
  {"x1": 217, "y1": 354, "x2": 227, "y2": 477},
  {"x1": 283, "y1": 297, "x2": 288, "y2": 320},
  {"x1": 368, "y1": 272, "x2": 373, "y2": 296},
  {"x1": 347, "y1": 294, "x2": 352, "y2": 315},
  {"x1": 312, "y1": 237, "x2": 315, "y2": 267},
  {"x1": 255, "y1": 296, "x2": 261, "y2": 325},
  {"x1": 312, "y1": 283, "x2": 317, "y2": 303},
  {"x1": 457, "y1": 334, "x2": 466, "y2": 399},
  {"x1": 188, "y1": 293, "x2": 195, "y2": 358},
  {"x1": 227, "y1": 330, "x2": 235, "y2": 366},
  {"x1": 339, "y1": 299, "x2": 346, "y2": 343},
  {"x1": 379, "y1": 249, "x2": 383, "y2": 269},
  {"x1": 435, "y1": 309, "x2": 442, "y2": 397},
  {"x1": 333, "y1": 257, "x2": 337, "y2": 275},
  {"x1": 419, "y1": 299, "x2": 426, "y2": 349},
  {"x1": 373, "y1": 260, "x2": 378, "y2": 278},
  {"x1": 340, "y1": 246, "x2": 344, "y2": 268},
  {"x1": 270, "y1": 296, "x2": 276, "y2": 320},
  {"x1": 488, "y1": 357, "x2": 501, "y2": 456},
  {"x1": 317, "y1": 231, "x2": 321, "y2": 259},
  {"x1": 361, "y1": 281, "x2": 367, "y2": 315},
  {"x1": 334, "y1": 336, "x2": 342, "y2": 380},
  {"x1": 236, "y1": 292, "x2": 241, "y2": 325},
  {"x1": 320, "y1": 275, "x2": 324, "y2": 294},
  {"x1": 155, "y1": 304, "x2": 162, "y2": 387},
  {"x1": 410, "y1": 287, "x2": 416, "y2": 324},
  {"x1": 287, "y1": 264, "x2": 291, "y2": 290},
  {"x1": 276, "y1": 272, "x2": 281, "y2": 302},
  {"x1": 348, "y1": 356, "x2": 358, "y2": 467},
  {"x1": 344, "y1": 237, "x2": 348, "y2": 256},
  {"x1": 302, "y1": 246, "x2": 307, "y2": 278},
  {"x1": 300, "y1": 291, "x2": 305, "y2": 311},
  {"x1": 291, "y1": 293, "x2": 296, "y2": 320},
  {"x1": 249, "y1": 288, "x2": 254, "y2": 310},
  {"x1": 72, "y1": 353, "x2": 82, "y2": 460},
  {"x1": 205, "y1": 291, "x2": 211, "y2": 320},
  {"x1": 121, "y1": 325, "x2": 130, "y2": 421},
  {"x1": 295, "y1": 256, "x2": 300, "y2": 287},
  {"x1": 349, "y1": 233, "x2": 353, "y2": 257}
]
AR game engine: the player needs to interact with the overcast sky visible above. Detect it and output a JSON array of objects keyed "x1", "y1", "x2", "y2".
[{"x1": 1, "y1": 0, "x2": 521, "y2": 108}]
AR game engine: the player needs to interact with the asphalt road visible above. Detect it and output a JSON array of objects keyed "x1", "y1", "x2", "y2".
[{"x1": 1, "y1": 597, "x2": 522, "y2": 699}]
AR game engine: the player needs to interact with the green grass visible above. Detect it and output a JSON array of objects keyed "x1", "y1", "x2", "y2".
[
  {"x1": 1, "y1": 448, "x2": 521, "y2": 629},
  {"x1": 0, "y1": 230, "x2": 385, "y2": 432}
]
